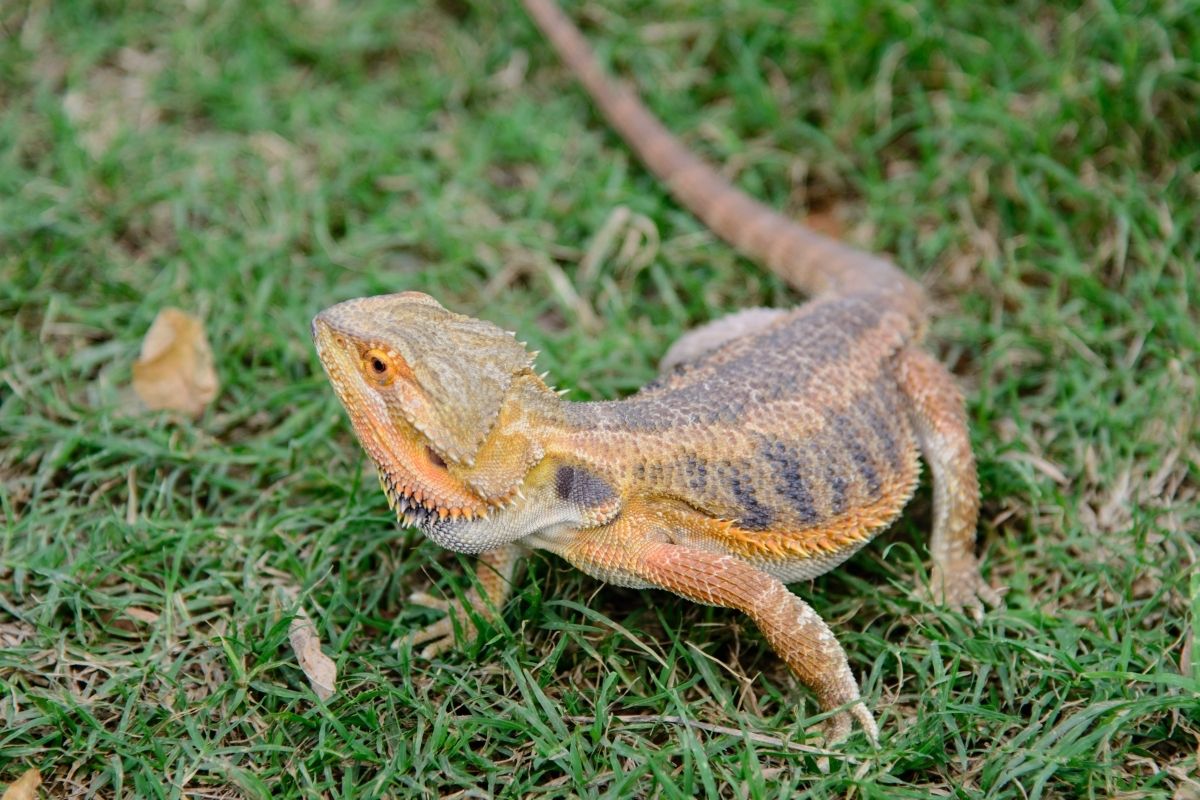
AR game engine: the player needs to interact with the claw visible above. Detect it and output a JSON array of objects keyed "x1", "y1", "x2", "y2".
[
  {"x1": 403, "y1": 591, "x2": 494, "y2": 658},
  {"x1": 850, "y1": 702, "x2": 879, "y2": 745},
  {"x1": 927, "y1": 558, "x2": 1002, "y2": 619},
  {"x1": 409, "y1": 618, "x2": 450, "y2": 645},
  {"x1": 409, "y1": 616, "x2": 456, "y2": 656},
  {"x1": 408, "y1": 590, "x2": 451, "y2": 612},
  {"x1": 419, "y1": 635, "x2": 456, "y2": 659}
]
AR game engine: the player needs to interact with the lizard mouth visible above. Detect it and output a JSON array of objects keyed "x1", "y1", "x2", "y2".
[
  {"x1": 376, "y1": 470, "x2": 521, "y2": 532},
  {"x1": 379, "y1": 471, "x2": 457, "y2": 529},
  {"x1": 376, "y1": 455, "x2": 496, "y2": 530},
  {"x1": 359, "y1": 419, "x2": 522, "y2": 531},
  {"x1": 360, "y1": 420, "x2": 496, "y2": 528}
]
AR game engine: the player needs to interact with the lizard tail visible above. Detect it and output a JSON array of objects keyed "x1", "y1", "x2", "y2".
[{"x1": 522, "y1": 0, "x2": 925, "y2": 314}]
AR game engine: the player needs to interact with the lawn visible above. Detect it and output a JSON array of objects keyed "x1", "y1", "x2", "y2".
[{"x1": 1, "y1": 0, "x2": 1198, "y2": 797}]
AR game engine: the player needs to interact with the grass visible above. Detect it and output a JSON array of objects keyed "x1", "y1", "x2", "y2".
[{"x1": 1, "y1": 0, "x2": 1198, "y2": 796}]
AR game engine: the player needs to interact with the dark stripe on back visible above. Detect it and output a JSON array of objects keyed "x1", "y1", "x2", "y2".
[
  {"x1": 863, "y1": 403, "x2": 900, "y2": 473},
  {"x1": 824, "y1": 463, "x2": 849, "y2": 515},
  {"x1": 684, "y1": 453, "x2": 708, "y2": 492},
  {"x1": 728, "y1": 466, "x2": 774, "y2": 531},
  {"x1": 832, "y1": 413, "x2": 882, "y2": 497},
  {"x1": 760, "y1": 438, "x2": 819, "y2": 524}
]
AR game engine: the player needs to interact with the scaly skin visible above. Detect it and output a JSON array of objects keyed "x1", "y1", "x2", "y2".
[{"x1": 312, "y1": 0, "x2": 999, "y2": 745}]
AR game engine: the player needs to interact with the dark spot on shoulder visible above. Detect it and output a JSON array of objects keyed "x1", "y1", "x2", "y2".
[{"x1": 555, "y1": 464, "x2": 616, "y2": 508}]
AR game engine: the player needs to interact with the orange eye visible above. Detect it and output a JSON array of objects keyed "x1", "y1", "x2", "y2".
[{"x1": 361, "y1": 348, "x2": 396, "y2": 385}]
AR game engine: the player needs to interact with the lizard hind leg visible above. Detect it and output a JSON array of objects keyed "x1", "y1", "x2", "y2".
[
  {"x1": 895, "y1": 346, "x2": 1001, "y2": 618},
  {"x1": 561, "y1": 526, "x2": 879, "y2": 746}
]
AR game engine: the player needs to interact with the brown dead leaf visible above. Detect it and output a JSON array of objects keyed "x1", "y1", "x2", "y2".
[
  {"x1": 131, "y1": 308, "x2": 219, "y2": 417},
  {"x1": 288, "y1": 607, "x2": 336, "y2": 700},
  {"x1": 2, "y1": 768, "x2": 41, "y2": 800}
]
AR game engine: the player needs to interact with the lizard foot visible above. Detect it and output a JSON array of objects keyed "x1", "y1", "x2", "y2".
[
  {"x1": 927, "y1": 558, "x2": 1002, "y2": 621},
  {"x1": 811, "y1": 701, "x2": 879, "y2": 773},
  {"x1": 405, "y1": 590, "x2": 493, "y2": 658},
  {"x1": 823, "y1": 701, "x2": 880, "y2": 747}
]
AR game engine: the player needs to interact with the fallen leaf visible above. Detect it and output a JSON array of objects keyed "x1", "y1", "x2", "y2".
[
  {"x1": 288, "y1": 607, "x2": 336, "y2": 700},
  {"x1": 131, "y1": 308, "x2": 219, "y2": 417},
  {"x1": 2, "y1": 768, "x2": 41, "y2": 800}
]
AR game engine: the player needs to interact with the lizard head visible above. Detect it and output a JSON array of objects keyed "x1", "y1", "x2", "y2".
[{"x1": 312, "y1": 292, "x2": 542, "y2": 537}]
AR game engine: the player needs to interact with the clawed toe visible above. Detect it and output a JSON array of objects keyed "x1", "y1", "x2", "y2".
[
  {"x1": 411, "y1": 625, "x2": 456, "y2": 658},
  {"x1": 850, "y1": 702, "x2": 880, "y2": 745},
  {"x1": 409, "y1": 616, "x2": 450, "y2": 645},
  {"x1": 927, "y1": 560, "x2": 1001, "y2": 621},
  {"x1": 402, "y1": 593, "x2": 493, "y2": 658},
  {"x1": 406, "y1": 615, "x2": 469, "y2": 658},
  {"x1": 408, "y1": 591, "x2": 452, "y2": 612},
  {"x1": 818, "y1": 700, "x2": 880, "y2": 750}
]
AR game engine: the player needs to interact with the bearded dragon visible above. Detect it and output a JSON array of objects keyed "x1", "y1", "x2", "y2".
[{"x1": 311, "y1": 0, "x2": 998, "y2": 744}]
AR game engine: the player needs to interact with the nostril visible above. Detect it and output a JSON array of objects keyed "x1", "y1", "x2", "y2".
[{"x1": 426, "y1": 446, "x2": 447, "y2": 469}]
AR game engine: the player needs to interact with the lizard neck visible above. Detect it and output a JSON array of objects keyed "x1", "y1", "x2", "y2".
[{"x1": 460, "y1": 373, "x2": 571, "y2": 500}]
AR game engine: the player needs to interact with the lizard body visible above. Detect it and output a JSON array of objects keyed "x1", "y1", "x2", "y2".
[{"x1": 312, "y1": 0, "x2": 998, "y2": 744}]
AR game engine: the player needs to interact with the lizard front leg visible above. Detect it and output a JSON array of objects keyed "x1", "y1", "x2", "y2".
[
  {"x1": 557, "y1": 510, "x2": 879, "y2": 745},
  {"x1": 895, "y1": 346, "x2": 1001, "y2": 616},
  {"x1": 659, "y1": 308, "x2": 787, "y2": 372},
  {"x1": 409, "y1": 543, "x2": 523, "y2": 657}
]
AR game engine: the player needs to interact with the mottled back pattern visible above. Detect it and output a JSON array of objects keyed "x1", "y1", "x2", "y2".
[{"x1": 562, "y1": 294, "x2": 920, "y2": 568}]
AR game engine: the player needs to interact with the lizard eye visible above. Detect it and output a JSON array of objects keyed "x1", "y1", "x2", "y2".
[{"x1": 361, "y1": 348, "x2": 396, "y2": 386}]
